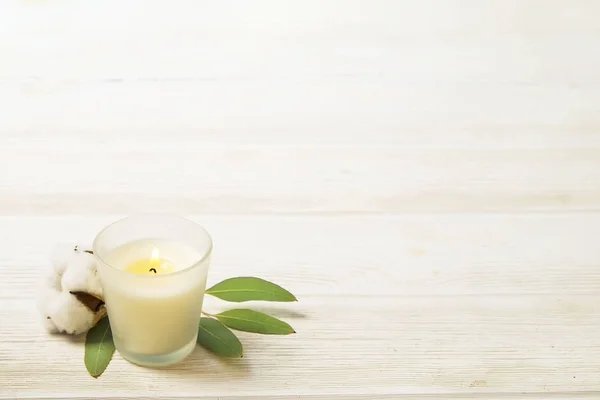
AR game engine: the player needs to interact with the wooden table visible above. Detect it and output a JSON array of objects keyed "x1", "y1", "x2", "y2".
[{"x1": 1, "y1": 1, "x2": 599, "y2": 398}]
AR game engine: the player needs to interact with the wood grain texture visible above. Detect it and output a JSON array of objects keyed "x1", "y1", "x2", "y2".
[
  {"x1": 2, "y1": 296, "x2": 600, "y2": 399},
  {"x1": 1, "y1": 215, "x2": 600, "y2": 299},
  {"x1": 1, "y1": 0, "x2": 599, "y2": 83},
  {"x1": 2, "y1": 0, "x2": 600, "y2": 148},
  {"x1": 2, "y1": 82, "x2": 600, "y2": 148},
  {"x1": 1, "y1": 0, "x2": 599, "y2": 398},
  {"x1": 1, "y1": 147, "x2": 600, "y2": 214}
]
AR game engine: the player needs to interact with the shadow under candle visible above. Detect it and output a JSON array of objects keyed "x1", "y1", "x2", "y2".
[{"x1": 150, "y1": 346, "x2": 250, "y2": 378}]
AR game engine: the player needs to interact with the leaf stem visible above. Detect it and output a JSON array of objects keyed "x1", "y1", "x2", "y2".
[{"x1": 202, "y1": 310, "x2": 217, "y2": 318}]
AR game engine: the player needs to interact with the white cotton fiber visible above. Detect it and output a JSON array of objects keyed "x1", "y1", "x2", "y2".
[
  {"x1": 45, "y1": 291, "x2": 95, "y2": 335},
  {"x1": 39, "y1": 241, "x2": 104, "y2": 335},
  {"x1": 61, "y1": 252, "x2": 103, "y2": 299},
  {"x1": 50, "y1": 243, "x2": 82, "y2": 275}
]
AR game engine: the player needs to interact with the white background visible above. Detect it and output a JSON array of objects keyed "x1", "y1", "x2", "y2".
[{"x1": 1, "y1": 1, "x2": 600, "y2": 399}]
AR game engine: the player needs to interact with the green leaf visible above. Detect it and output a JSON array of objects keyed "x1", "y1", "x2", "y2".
[
  {"x1": 206, "y1": 277, "x2": 297, "y2": 303},
  {"x1": 197, "y1": 317, "x2": 243, "y2": 358},
  {"x1": 84, "y1": 317, "x2": 115, "y2": 378},
  {"x1": 215, "y1": 309, "x2": 296, "y2": 335}
]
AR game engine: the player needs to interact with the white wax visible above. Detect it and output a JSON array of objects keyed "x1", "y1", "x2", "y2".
[{"x1": 102, "y1": 239, "x2": 207, "y2": 356}]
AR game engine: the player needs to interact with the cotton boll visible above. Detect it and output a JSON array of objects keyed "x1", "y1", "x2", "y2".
[
  {"x1": 43, "y1": 315, "x2": 59, "y2": 333},
  {"x1": 61, "y1": 252, "x2": 103, "y2": 299},
  {"x1": 45, "y1": 268, "x2": 62, "y2": 292},
  {"x1": 41, "y1": 242, "x2": 103, "y2": 335},
  {"x1": 34, "y1": 266, "x2": 61, "y2": 324},
  {"x1": 37, "y1": 285, "x2": 62, "y2": 333},
  {"x1": 37, "y1": 272, "x2": 59, "y2": 312},
  {"x1": 38, "y1": 255, "x2": 63, "y2": 332},
  {"x1": 50, "y1": 243, "x2": 82, "y2": 275},
  {"x1": 45, "y1": 291, "x2": 95, "y2": 335}
]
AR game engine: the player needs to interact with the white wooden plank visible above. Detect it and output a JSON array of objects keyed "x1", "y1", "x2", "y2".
[
  {"x1": 0, "y1": 147, "x2": 598, "y2": 213},
  {"x1": 1, "y1": 81, "x2": 599, "y2": 147},
  {"x1": 3, "y1": 397, "x2": 591, "y2": 400},
  {"x1": 1, "y1": 214, "x2": 600, "y2": 299},
  {"x1": 2, "y1": 0, "x2": 600, "y2": 148},
  {"x1": 3, "y1": 397, "x2": 597, "y2": 400},
  {"x1": 0, "y1": 1, "x2": 599, "y2": 83},
  {"x1": 1, "y1": 295, "x2": 599, "y2": 398},
  {"x1": 0, "y1": 0, "x2": 598, "y2": 398}
]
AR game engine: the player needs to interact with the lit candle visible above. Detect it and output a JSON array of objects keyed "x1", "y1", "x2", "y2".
[
  {"x1": 94, "y1": 216, "x2": 212, "y2": 367},
  {"x1": 125, "y1": 248, "x2": 175, "y2": 275}
]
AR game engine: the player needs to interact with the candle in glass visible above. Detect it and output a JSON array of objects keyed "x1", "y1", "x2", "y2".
[{"x1": 93, "y1": 215, "x2": 212, "y2": 367}]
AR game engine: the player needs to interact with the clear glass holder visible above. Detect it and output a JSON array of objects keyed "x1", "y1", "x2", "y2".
[{"x1": 93, "y1": 214, "x2": 212, "y2": 367}]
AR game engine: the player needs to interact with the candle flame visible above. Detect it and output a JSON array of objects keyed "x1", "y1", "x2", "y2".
[{"x1": 151, "y1": 248, "x2": 159, "y2": 261}]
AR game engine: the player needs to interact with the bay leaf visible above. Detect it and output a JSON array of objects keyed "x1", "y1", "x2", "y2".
[
  {"x1": 215, "y1": 309, "x2": 296, "y2": 335},
  {"x1": 205, "y1": 277, "x2": 297, "y2": 303},
  {"x1": 84, "y1": 317, "x2": 115, "y2": 378},
  {"x1": 197, "y1": 317, "x2": 243, "y2": 358}
]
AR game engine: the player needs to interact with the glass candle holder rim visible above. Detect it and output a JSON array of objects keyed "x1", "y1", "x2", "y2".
[{"x1": 92, "y1": 213, "x2": 213, "y2": 279}]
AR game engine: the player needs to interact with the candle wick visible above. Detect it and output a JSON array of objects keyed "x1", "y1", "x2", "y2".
[{"x1": 149, "y1": 268, "x2": 157, "y2": 273}]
